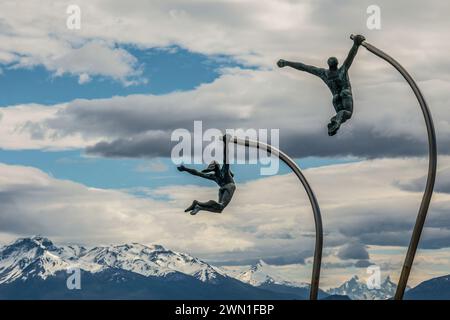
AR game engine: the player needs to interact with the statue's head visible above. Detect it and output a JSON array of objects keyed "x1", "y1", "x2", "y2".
[
  {"x1": 327, "y1": 56, "x2": 338, "y2": 70},
  {"x1": 202, "y1": 160, "x2": 220, "y2": 173}
]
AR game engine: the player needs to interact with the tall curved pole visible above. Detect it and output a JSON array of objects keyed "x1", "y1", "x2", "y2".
[
  {"x1": 351, "y1": 35, "x2": 437, "y2": 299},
  {"x1": 226, "y1": 136, "x2": 323, "y2": 300}
]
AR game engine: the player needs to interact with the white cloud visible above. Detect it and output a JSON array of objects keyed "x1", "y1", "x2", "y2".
[
  {"x1": 135, "y1": 160, "x2": 169, "y2": 173},
  {"x1": 0, "y1": 2, "x2": 143, "y2": 84},
  {"x1": 0, "y1": 104, "x2": 101, "y2": 150},
  {"x1": 1, "y1": 1, "x2": 449, "y2": 83},
  {"x1": 77, "y1": 73, "x2": 90, "y2": 84},
  {"x1": 47, "y1": 41, "x2": 144, "y2": 85}
]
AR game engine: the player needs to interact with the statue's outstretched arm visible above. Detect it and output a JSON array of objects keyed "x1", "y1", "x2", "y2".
[
  {"x1": 177, "y1": 165, "x2": 215, "y2": 180},
  {"x1": 343, "y1": 34, "x2": 365, "y2": 70},
  {"x1": 342, "y1": 44, "x2": 359, "y2": 70},
  {"x1": 278, "y1": 60, "x2": 325, "y2": 79}
]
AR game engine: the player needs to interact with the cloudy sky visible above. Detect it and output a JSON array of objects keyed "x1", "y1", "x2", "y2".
[{"x1": 0, "y1": 0, "x2": 449, "y2": 289}]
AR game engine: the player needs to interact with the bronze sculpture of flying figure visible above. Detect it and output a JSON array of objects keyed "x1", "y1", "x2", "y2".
[
  {"x1": 177, "y1": 135, "x2": 236, "y2": 215},
  {"x1": 277, "y1": 34, "x2": 366, "y2": 136}
]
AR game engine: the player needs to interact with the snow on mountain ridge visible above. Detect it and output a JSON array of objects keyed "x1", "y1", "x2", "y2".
[
  {"x1": 0, "y1": 236, "x2": 99, "y2": 283},
  {"x1": 0, "y1": 236, "x2": 225, "y2": 284},
  {"x1": 0, "y1": 236, "x2": 403, "y2": 300},
  {"x1": 326, "y1": 274, "x2": 397, "y2": 300},
  {"x1": 79, "y1": 242, "x2": 226, "y2": 282},
  {"x1": 235, "y1": 259, "x2": 309, "y2": 288}
]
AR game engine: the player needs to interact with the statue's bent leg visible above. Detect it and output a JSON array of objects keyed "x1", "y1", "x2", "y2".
[
  {"x1": 188, "y1": 184, "x2": 236, "y2": 215},
  {"x1": 335, "y1": 109, "x2": 352, "y2": 125},
  {"x1": 190, "y1": 200, "x2": 224, "y2": 215},
  {"x1": 184, "y1": 200, "x2": 198, "y2": 212},
  {"x1": 338, "y1": 91, "x2": 353, "y2": 123},
  {"x1": 218, "y1": 183, "x2": 236, "y2": 208},
  {"x1": 328, "y1": 91, "x2": 353, "y2": 136}
]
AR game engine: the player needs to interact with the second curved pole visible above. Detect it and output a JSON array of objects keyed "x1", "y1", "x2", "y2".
[
  {"x1": 226, "y1": 136, "x2": 323, "y2": 300},
  {"x1": 351, "y1": 35, "x2": 437, "y2": 299}
]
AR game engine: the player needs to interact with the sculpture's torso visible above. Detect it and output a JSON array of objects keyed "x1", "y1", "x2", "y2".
[
  {"x1": 216, "y1": 166, "x2": 235, "y2": 187},
  {"x1": 323, "y1": 67, "x2": 352, "y2": 96}
]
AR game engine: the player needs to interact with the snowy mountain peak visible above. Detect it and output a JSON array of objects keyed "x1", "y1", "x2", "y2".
[
  {"x1": 236, "y1": 260, "x2": 308, "y2": 288},
  {"x1": 350, "y1": 275, "x2": 359, "y2": 282},
  {"x1": 0, "y1": 237, "x2": 226, "y2": 285},
  {"x1": 146, "y1": 244, "x2": 166, "y2": 251},
  {"x1": 327, "y1": 275, "x2": 397, "y2": 300},
  {"x1": 10, "y1": 235, "x2": 55, "y2": 251},
  {"x1": 257, "y1": 259, "x2": 267, "y2": 267},
  {"x1": 113, "y1": 243, "x2": 166, "y2": 253},
  {"x1": 0, "y1": 236, "x2": 72, "y2": 283},
  {"x1": 249, "y1": 259, "x2": 267, "y2": 272},
  {"x1": 79, "y1": 242, "x2": 222, "y2": 280}
]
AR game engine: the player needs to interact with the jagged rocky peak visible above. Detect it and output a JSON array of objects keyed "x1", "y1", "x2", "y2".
[
  {"x1": 12, "y1": 235, "x2": 54, "y2": 249},
  {"x1": 249, "y1": 259, "x2": 267, "y2": 271},
  {"x1": 115, "y1": 243, "x2": 166, "y2": 251},
  {"x1": 144, "y1": 244, "x2": 166, "y2": 251},
  {"x1": 0, "y1": 235, "x2": 56, "y2": 259},
  {"x1": 326, "y1": 274, "x2": 397, "y2": 300},
  {"x1": 236, "y1": 259, "x2": 308, "y2": 288},
  {"x1": 256, "y1": 259, "x2": 267, "y2": 267}
]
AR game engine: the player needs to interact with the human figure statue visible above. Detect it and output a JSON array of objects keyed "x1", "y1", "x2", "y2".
[
  {"x1": 177, "y1": 135, "x2": 236, "y2": 215},
  {"x1": 277, "y1": 34, "x2": 366, "y2": 136}
]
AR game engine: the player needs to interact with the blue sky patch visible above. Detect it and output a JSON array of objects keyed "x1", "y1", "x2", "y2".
[{"x1": 0, "y1": 45, "x2": 247, "y2": 107}]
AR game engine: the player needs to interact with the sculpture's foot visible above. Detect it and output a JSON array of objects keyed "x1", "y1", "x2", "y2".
[
  {"x1": 327, "y1": 120, "x2": 340, "y2": 136},
  {"x1": 190, "y1": 206, "x2": 200, "y2": 215},
  {"x1": 184, "y1": 201, "x2": 197, "y2": 212}
]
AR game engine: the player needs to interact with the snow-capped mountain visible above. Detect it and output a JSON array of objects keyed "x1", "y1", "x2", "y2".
[
  {"x1": 79, "y1": 243, "x2": 226, "y2": 283},
  {"x1": 232, "y1": 260, "x2": 400, "y2": 300},
  {"x1": 1, "y1": 236, "x2": 434, "y2": 300},
  {"x1": 230, "y1": 259, "x2": 332, "y2": 300},
  {"x1": 0, "y1": 236, "x2": 225, "y2": 285},
  {"x1": 326, "y1": 275, "x2": 397, "y2": 300},
  {"x1": 0, "y1": 236, "x2": 77, "y2": 283},
  {"x1": 235, "y1": 259, "x2": 308, "y2": 288},
  {"x1": 0, "y1": 236, "x2": 305, "y2": 300}
]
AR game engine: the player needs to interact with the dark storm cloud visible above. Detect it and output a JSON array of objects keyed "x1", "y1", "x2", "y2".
[
  {"x1": 334, "y1": 206, "x2": 450, "y2": 250},
  {"x1": 86, "y1": 131, "x2": 173, "y2": 158},
  {"x1": 337, "y1": 242, "x2": 369, "y2": 260},
  {"x1": 354, "y1": 259, "x2": 373, "y2": 268},
  {"x1": 358, "y1": 231, "x2": 411, "y2": 247},
  {"x1": 85, "y1": 126, "x2": 435, "y2": 159},
  {"x1": 44, "y1": 94, "x2": 242, "y2": 138},
  {"x1": 280, "y1": 130, "x2": 430, "y2": 159},
  {"x1": 213, "y1": 251, "x2": 310, "y2": 266},
  {"x1": 398, "y1": 167, "x2": 450, "y2": 194},
  {"x1": 337, "y1": 215, "x2": 414, "y2": 239}
]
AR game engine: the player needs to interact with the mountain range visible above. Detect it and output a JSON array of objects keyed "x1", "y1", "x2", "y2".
[
  {"x1": 326, "y1": 275, "x2": 397, "y2": 300},
  {"x1": 0, "y1": 236, "x2": 445, "y2": 299}
]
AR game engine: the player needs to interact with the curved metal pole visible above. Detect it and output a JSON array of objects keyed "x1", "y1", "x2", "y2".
[
  {"x1": 227, "y1": 136, "x2": 323, "y2": 300},
  {"x1": 351, "y1": 35, "x2": 437, "y2": 299}
]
